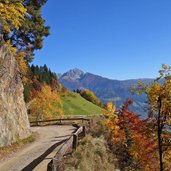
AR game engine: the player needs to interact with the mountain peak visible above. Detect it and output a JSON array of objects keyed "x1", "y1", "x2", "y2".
[
  {"x1": 61, "y1": 68, "x2": 85, "y2": 81},
  {"x1": 69, "y1": 68, "x2": 84, "y2": 74}
]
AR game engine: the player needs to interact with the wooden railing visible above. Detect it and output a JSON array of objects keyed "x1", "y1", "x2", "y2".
[
  {"x1": 30, "y1": 117, "x2": 90, "y2": 170},
  {"x1": 30, "y1": 117, "x2": 91, "y2": 127},
  {"x1": 47, "y1": 126, "x2": 86, "y2": 171}
]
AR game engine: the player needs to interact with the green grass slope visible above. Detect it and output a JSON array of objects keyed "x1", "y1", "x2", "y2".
[{"x1": 62, "y1": 92, "x2": 102, "y2": 115}]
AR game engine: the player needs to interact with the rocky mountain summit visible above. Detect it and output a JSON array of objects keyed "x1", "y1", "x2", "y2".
[
  {"x1": 0, "y1": 44, "x2": 31, "y2": 147},
  {"x1": 59, "y1": 68, "x2": 84, "y2": 81}
]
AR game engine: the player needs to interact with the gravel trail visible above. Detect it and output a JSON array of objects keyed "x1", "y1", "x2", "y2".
[{"x1": 0, "y1": 125, "x2": 75, "y2": 171}]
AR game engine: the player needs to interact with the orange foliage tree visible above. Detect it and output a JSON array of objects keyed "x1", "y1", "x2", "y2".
[{"x1": 104, "y1": 100, "x2": 158, "y2": 170}]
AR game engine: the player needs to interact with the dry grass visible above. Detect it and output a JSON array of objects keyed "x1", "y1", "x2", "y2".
[
  {"x1": 63, "y1": 116, "x2": 119, "y2": 171},
  {"x1": 64, "y1": 135, "x2": 118, "y2": 171},
  {"x1": 0, "y1": 132, "x2": 37, "y2": 161}
]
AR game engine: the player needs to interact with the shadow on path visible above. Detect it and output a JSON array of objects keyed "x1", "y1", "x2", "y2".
[
  {"x1": 21, "y1": 139, "x2": 68, "y2": 171},
  {"x1": 54, "y1": 135, "x2": 71, "y2": 139}
]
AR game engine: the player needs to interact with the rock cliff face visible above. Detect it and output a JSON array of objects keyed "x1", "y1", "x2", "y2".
[{"x1": 0, "y1": 44, "x2": 31, "y2": 147}]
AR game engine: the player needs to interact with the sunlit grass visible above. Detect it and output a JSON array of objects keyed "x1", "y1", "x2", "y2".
[{"x1": 62, "y1": 92, "x2": 102, "y2": 115}]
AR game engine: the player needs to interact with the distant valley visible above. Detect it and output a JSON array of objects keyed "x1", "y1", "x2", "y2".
[{"x1": 58, "y1": 69, "x2": 154, "y2": 117}]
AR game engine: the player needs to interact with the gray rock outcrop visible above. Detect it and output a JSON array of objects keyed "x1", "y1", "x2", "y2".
[{"x1": 0, "y1": 44, "x2": 31, "y2": 147}]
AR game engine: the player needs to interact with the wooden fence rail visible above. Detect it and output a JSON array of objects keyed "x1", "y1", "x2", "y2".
[
  {"x1": 30, "y1": 118, "x2": 91, "y2": 126},
  {"x1": 47, "y1": 126, "x2": 86, "y2": 171}
]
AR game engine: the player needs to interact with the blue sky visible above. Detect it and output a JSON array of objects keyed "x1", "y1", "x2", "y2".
[{"x1": 33, "y1": 0, "x2": 171, "y2": 80}]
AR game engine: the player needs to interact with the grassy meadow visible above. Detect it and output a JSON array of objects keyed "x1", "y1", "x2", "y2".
[{"x1": 61, "y1": 92, "x2": 102, "y2": 116}]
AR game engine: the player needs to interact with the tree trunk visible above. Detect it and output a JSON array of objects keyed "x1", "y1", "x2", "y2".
[{"x1": 157, "y1": 97, "x2": 163, "y2": 171}]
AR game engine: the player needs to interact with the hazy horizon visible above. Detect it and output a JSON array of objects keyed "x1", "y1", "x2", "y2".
[{"x1": 55, "y1": 67, "x2": 154, "y2": 81}]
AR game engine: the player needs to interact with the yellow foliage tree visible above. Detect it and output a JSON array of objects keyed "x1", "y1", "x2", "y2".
[
  {"x1": 147, "y1": 78, "x2": 171, "y2": 170},
  {"x1": 80, "y1": 89, "x2": 104, "y2": 108},
  {"x1": 30, "y1": 85, "x2": 63, "y2": 121},
  {"x1": 0, "y1": 0, "x2": 27, "y2": 33},
  {"x1": 133, "y1": 64, "x2": 171, "y2": 170},
  {"x1": 0, "y1": 1, "x2": 28, "y2": 83},
  {"x1": 103, "y1": 102, "x2": 126, "y2": 144},
  {"x1": 16, "y1": 51, "x2": 29, "y2": 85}
]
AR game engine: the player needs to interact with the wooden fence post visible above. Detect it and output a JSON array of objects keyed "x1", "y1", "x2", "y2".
[
  {"x1": 47, "y1": 126, "x2": 86, "y2": 170},
  {"x1": 52, "y1": 157, "x2": 60, "y2": 171},
  {"x1": 82, "y1": 126, "x2": 86, "y2": 137},
  {"x1": 73, "y1": 133, "x2": 78, "y2": 150},
  {"x1": 88, "y1": 120, "x2": 91, "y2": 127}
]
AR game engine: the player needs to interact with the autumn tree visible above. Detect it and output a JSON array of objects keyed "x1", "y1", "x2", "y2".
[
  {"x1": 103, "y1": 100, "x2": 158, "y2": 170},
  {"x1": 0, "y1": 0, "x2": 27, "y2": 34},
  {"x1": 147, "y1": 65, "x2": 171, "y2": 171},
  {"x1": 0, "y1": 0, "x2": 50, "y2": 85},
  {"x1": 29, "y1": 84, "x2": 63, "y2": 121},
  {"x1": 132, "y1": 64, "x2": 171, "y2": 170},
  {"x1": 0, "y1": 0, "x2": 50, "y2": 59},
  {"x1": 24, "y1": 64, "x2": 61, "y2": 102},
  {"x1": 103, "y1": 102, "x2": 134, "y2": 170},
  {"x1": 103, "y1": 102, "x2": 125, "y2": 144},
  {"x1": 80, "y1": 89, "x2": 104, "y2": 108},
  {"x1": 121, "y1": 100, "x2": 158, "y2": 170}
]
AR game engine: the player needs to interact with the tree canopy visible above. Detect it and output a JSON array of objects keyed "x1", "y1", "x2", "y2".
[
  {"x1": 79, "y1": 89, "x2": 104, "y2": 108},
  {"x1": 24, "y1": 64, "x2": 61, "y2": 102},
  {"x1": 0, "y1": 0, "x2": 27, "y2": 33},
  {"x1": 0, "y1": 0, "x2": 50, "y2": 60},
  {"x1": 29, "y1": 84, "x2": 63, "y2": 121},
  {"x1": 132, "y1": 64, "x2": 171, "y2": 170}
]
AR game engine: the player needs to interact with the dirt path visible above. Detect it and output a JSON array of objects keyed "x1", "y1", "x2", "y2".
[{"x1": 0, "y1": 125, "x2": 75, "y2": 171}]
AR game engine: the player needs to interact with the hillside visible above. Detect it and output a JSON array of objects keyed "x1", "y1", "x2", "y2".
[
  {"x1": 62, "y1": 92, "x2": 102, "y2": 115},
  {"x1": 59, "y1": 69, "x2": 153, "y2": 116}
]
